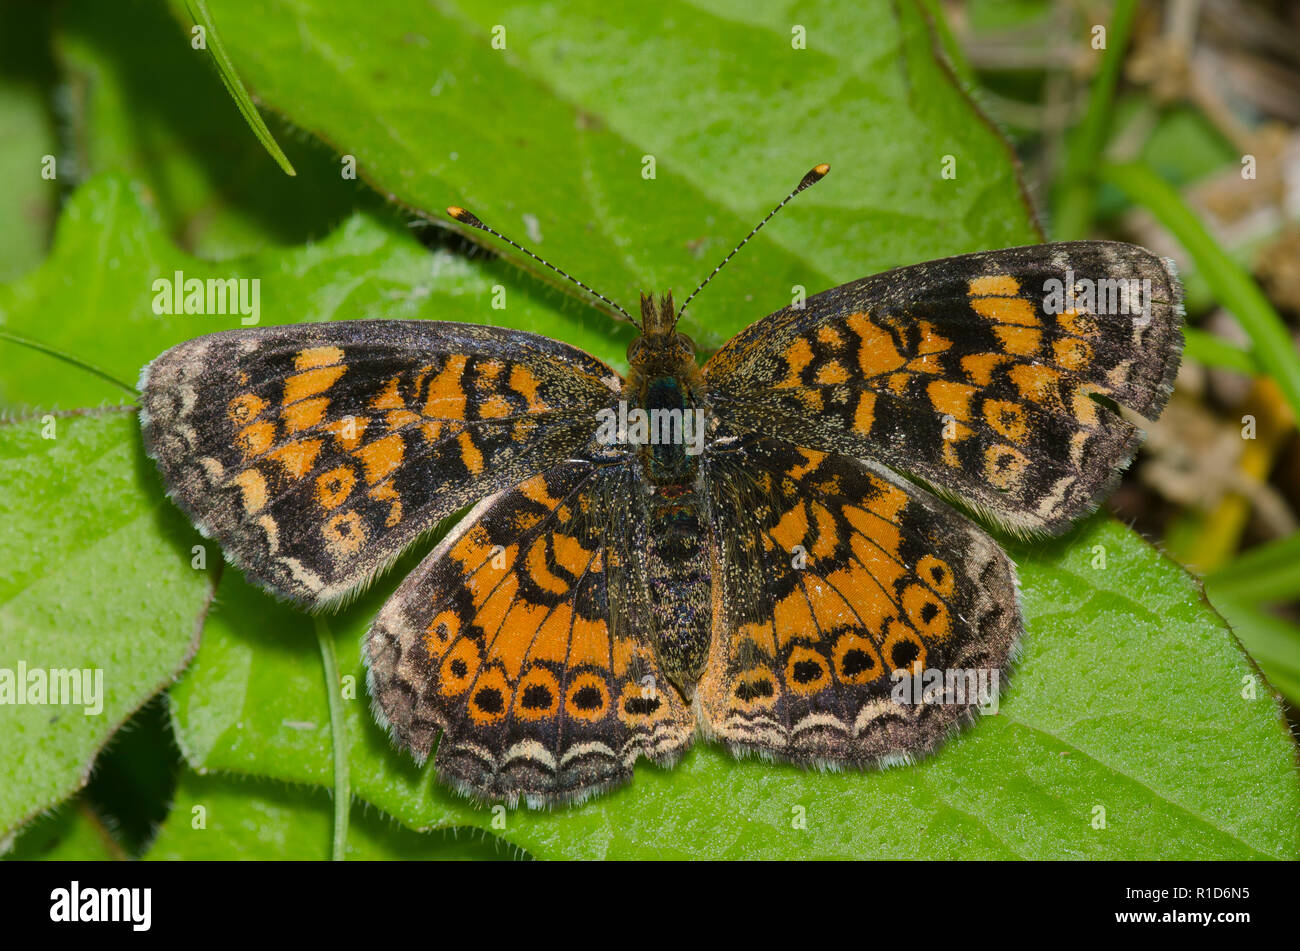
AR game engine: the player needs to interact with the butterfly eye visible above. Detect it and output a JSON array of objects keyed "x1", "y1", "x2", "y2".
[
  {"x1": 674, "y1": 334, "x2": 696, "y2": 360},
  {"x1": 626, "y1": 337, "x2": 646, "y2": 364}
]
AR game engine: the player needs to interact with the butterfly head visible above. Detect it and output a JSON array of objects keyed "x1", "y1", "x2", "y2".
[{"x1": 629, "y1": 291, "x2": 696, "y2": 370}]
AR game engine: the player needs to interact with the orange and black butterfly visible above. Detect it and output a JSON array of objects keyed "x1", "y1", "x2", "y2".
[{"x1": 140, "y1": 166, "x2": 1183, "y2": 806}]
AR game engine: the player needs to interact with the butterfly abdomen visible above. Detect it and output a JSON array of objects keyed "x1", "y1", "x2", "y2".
[
  {"x1": 623, "y1": 360, "x2": 714, "y2": 693},
  {"x1": 644, "y1": 484, "x2": 712, "y2": 696}
]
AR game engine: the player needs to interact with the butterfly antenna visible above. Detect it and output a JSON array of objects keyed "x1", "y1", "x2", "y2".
[
  {"x1": 446, "y1": 206, "x2": 635, "y2": 323},
  {"x1": 676, "y1": 163, "x2": 829, "y2": 320}
]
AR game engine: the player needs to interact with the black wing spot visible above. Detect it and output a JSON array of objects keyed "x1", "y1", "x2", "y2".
[
  {"x1": 573, "y1": 685, "x2": 604, "y2": 710},
  {"x1": 623, "y1": 695, "x2": 661, "y2": 716},
  {"x1": 735, "y1": 678, "x2": 775, "y2": 702},
  {"x1": 890, "y1": 640, "x2": 920, "y2": 670},
  {"x1": 521, "y1": 684, "x2": 553, "y2": 710},
  {"x1": 473, "y1": 687, "x2": 504, "y2": 714},
  {"x1": 792, "y1": 660, "x2": 824, "y2": 684},
  {"x1": 841, "y1": 649, "x2": 874, "y2": 677}
]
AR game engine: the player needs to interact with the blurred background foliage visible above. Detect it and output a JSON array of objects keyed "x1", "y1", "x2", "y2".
[{"x1": 1, "y1": 0, "x2": 1298, "y2": 858}]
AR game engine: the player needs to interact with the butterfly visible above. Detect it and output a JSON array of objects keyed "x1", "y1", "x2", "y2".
[{"x1": 140, "y1": 165, "x2": 1183, "y2": 806}]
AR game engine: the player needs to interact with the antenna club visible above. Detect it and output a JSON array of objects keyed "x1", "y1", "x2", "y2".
[
  {"x1": 447, "y1": 206, "x2": 485, "y2": 228},
  {"x1": 798, "y1": 163, "x2": 831, "y2": 190}
]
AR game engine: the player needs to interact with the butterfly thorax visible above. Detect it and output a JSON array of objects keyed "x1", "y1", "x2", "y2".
[
  {"x1": 623, "y1": 292, "x2": 713, "y2": 695},
  {"x1": 624, "y1": 292, "x2": 709, "y2": 485}
]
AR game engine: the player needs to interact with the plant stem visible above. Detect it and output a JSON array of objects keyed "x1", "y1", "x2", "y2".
[
  {"x1": 1207, "y1": 530, "x2": 1300, "y2": 603},
  {"x1": 314, "y1": 616, "x2": 349, "y2": 861},
  {"x1": 0, "y1": 331, "x2": 138, "y2": 397},
  {"x1": 1184, "y1": 327, "x2": 1258, "y2": 376}
]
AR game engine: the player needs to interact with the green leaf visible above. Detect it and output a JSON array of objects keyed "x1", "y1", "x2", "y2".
[
  {"x1": 171, "y1": 520, "x2": 1300, "y2": 859},
  {"x1": 1203, "y1": 593, "x2": 1300, "y2": 708},
  {"x1": 0, "y1": 410, "x2": 214, "y2": 847},
  {"x1": 1136, "y1": 105, "x2": 1240, "y2": 188},
  {"x1": 183, "y1": 1, "x2": 296, "y2": 176},
  {"x1": 169, "y1": 568, "x2": 444, "y2": 827},
  {"x1": 1183, "y1": 328, "x2": 1259, "y2": 376},
  {"x1": 1206, "y1": 532, "x2": 1300, "y2": 605},
  {"x1": 146, "y1": 770, "x2": 524, "y2": 860},
  {"x1": 4, "y1": 801, "x2": 125, "y2": 861},
  {"x1": 174, "y1": 0, "x2": 1040, "y2": 347},
  {"x1": 965, "y1": 0, "x2": 1054, "y2": 31}
]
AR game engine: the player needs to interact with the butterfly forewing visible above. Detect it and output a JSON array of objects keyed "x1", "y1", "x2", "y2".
[
  {"x1": 140, "y1": 320, "x2": 620, "y2": 606},
  {"x1": 704, "y1": 241, "x2": 1183, "y2": 534}
]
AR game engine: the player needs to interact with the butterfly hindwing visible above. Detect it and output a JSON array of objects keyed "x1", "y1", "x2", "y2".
[
  {"x1": 140, "y1": 320, "x2": 620, "y2": 605},
  {"x1": 364, "y1": 461, "x2": 696, "y2": 806},
  {"x1": 699, "y1": 436, "x2": 1020, "y2": 765},
  {"x1": 704, "y1": 241, "x2": 1184, "y2": 534}
]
